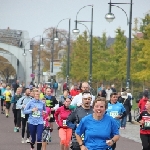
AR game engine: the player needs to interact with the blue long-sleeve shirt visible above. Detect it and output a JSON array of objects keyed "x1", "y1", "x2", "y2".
[{"x1": 24, "y1": 99, "x2": 46, "y2": 125}]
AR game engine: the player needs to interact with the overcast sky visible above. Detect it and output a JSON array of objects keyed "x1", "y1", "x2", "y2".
[{"x1": 0, "y1": 0, "x2": 149, "y2": 39}]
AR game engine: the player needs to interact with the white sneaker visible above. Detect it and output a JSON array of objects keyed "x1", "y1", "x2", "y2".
[
  {"x1": 21, "y1": 138, "x2": 25, "y2": 143},
  {"x1": 26, "y1": 138, "x2": 30, "y2": 143}
]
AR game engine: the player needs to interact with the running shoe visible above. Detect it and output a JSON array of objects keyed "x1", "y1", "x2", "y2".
[
  {"x1": 14, "y1": 127, "x2": 17, "y2": 132},
  {"x1": 6, "y1": 114, "x2": 9, "y2": 118},
  {"x1": 120, "y1": 127, "x2": 125, "y2": 129},
  {"x1": 16, "y1": 127, "x2": 19, "y2": 132},
  {"x1": 1, "y1": 111, "x2": 4, "y2": 114},
  {"x1": 21, "y1": 138, "x2": 25, "y2": 143},
  {"x1": 26, "y1": 138, "x2": 30, "y2": 143}
]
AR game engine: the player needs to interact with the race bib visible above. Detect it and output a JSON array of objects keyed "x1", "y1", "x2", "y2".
[
  {"x1": 63, "y1": 120, "x2": 67, "y2": 126},
  {"x1": 144, "y1": 120, "x2": 150, "y2": 127},
  {"x1": 32, "y1": 111, "x2": 40, "y2": 117},
  {"x1": 110, "y1": 111, "x2": 118, "y2": 118},
  {"x1": 50, "y1": 114, "x2": 53, "y2": 118}
]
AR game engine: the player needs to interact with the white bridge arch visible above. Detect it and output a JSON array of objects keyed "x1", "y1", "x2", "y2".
[{"x1": 0, "y1": 29, "x2": 32, "y2": 85}]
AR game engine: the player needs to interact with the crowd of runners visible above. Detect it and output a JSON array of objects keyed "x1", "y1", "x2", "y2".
[{"x1": 0, "y1": 80, "x2": 150, "y2": 150}]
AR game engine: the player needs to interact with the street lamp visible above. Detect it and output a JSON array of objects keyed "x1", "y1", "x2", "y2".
[
  {"x1": 41, "y1": 28, "x2": 55, "y2": 80},
  {"x1": 23, "y1": 35, "x2": 42, "y2": 84},
  {"x1": 54, "y1": 18, "x2": 71, "y2": 88},
  {"x1": 72, "y1": 5, "x2": 93, "y2": 87},
  {"x1": 105, "y1": 0, "x2": 133, "y2": 89}
]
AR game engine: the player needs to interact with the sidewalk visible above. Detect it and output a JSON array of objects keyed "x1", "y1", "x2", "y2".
[{"x1": 120, "y1": 122, "x2": 141, "y2": 143}]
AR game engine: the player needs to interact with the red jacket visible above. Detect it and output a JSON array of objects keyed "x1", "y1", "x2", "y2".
[
  {"x1": 70, "y1": 89, "x2": 80, "y2": 97},
  {"x1": 138, "y1": 97, "x2": 148, "y2": 113},
  {"x1": 54, "y1": 105, "x2": 71, "y2": 128}
]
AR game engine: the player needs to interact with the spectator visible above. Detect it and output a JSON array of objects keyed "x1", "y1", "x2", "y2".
[
  {"x1": 106, "y1": 86, "x2": 113, "y2": 101},
  {"x1": 120, "y1": 92, "x2": 131, "y2": 129},
  {"x1": 126, "y1": 89, "x2": 133, "y2": 122},
  {"x1": 111, "y1": 84, "x2": 117, "y2": 92},
  {"x1": 53, "y1": 80, "x2": 58, "y2": 96}
]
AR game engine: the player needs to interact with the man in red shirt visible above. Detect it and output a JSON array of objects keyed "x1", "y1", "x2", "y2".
[
  {"x1": 70, "y1": 83, "x2": 80, "y2": 98},
  {"x1": 138, "y1": 95, "x2": 148, "y2": 113}
]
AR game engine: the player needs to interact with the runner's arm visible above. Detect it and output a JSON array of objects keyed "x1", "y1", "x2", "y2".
[
  {"x1": 66, "y1": 111, "x2": 77, "y2": 130},
  {"x1": 54, "y1": 108, "x2": 61, "y2": 127}
]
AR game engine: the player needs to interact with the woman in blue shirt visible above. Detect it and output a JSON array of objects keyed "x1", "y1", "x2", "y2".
[
  {"x1": 24, "y1": 90, "x2": 46, "y2": 150},
  {"x1": 75, "y1": 97, "x2": 120, "y2": 150}
]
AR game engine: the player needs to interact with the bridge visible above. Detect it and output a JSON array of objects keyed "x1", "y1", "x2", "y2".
[{"x1": 0, "y1": 28, "x2": 32, "y2": 85}]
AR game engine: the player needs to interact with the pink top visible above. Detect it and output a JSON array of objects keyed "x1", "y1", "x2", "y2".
[
  {"x1": 54, "y1": 105, "x2": 71, "y2": 128},
  {"x1": 42, "y1": 107, "x2": 51, "y2": 127}
]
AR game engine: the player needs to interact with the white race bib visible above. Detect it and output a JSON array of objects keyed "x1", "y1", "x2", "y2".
[
  {"x1": 144, "y1": 120, "x2": 150, "y2": 127},
  {"x1": 110, "y1": 111, "x2": 118, "y2": 118},
  {"x1": 32, "y1": 111, "x2": 40, "y2": 117},
  {"x1": 63, "y1": 120, "x2": 67, "y2": 126}
]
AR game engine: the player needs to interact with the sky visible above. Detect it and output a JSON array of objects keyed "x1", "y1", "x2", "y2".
[{"x1": 0, "y1": 0, "x2": 150, "y2": 39}]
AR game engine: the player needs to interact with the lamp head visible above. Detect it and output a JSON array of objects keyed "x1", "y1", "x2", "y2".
[
  {"x1": 23, "y1": 53, "x2": 26, "y2": 56},
  {"x1": 40, "y1": 43, "x2": 44, "y2": 47},
  {"x1": 105, "y1": 12, "x2": 115, "y2": 22},
  {"x1": 54, "y1": 37, "x2": 59, "y2": 44},
  {"x1": 29, "y1": 49, "x2": 32, "y2": 53},
  {"x1": 72, "y1": 28, "x2": 80, "y2": 36}
]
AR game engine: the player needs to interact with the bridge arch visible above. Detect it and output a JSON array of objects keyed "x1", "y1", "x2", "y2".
[{"x1": 0, "y1": 29, "x2": 32, "y2": 85}]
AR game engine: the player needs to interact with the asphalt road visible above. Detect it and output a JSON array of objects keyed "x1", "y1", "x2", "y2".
[{"x1": 0, "y1": 108, "x2": 142, "y2": 150}]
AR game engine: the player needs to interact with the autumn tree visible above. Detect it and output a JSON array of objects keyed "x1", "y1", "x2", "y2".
[{"x1": 0, "y1": 56, "x2": 16, "y2": 83}]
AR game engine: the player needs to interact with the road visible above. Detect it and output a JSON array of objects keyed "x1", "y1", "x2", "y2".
[{"x1": 0, "y1": 109, "x2": 142, "y2": 150}]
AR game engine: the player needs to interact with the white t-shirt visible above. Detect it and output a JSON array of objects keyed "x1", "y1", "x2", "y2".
[
  {"x1": 106, "y1": 89, "x2": 113, "y2": 101},
  {"x1": 71, "y1": 93, "x2": 95, "y2": 106}
]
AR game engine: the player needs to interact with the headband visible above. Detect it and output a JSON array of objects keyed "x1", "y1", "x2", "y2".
[{"x1": 82, "y1": 93, "x2": 92, "y2": 99}]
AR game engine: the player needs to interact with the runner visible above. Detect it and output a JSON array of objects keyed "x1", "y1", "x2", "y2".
[
  {"x1": 3, "y1": 86, "x2": 12, "y2": 117},
  {"x1": 66, "y1": 91, "x2": 93, "y2": 150},
  {"x1": 16, "y1": 88, "x2": 32, "y2": 143},
  {"x1": 11, "y1": 87, "x2": 22, "y2": 132},
  {"x1": 55, "y1": 97, "x2": 72, "y2": 150},
  {"x1": 0, "y1": 83, "x2": 6, "y2": 114},
  {"x1": 42, "y1": 98, "x2": 51, "y2": 150},
  {"x1": 137, "y1": 99, "x2": 150, "y2": 150},
  {"x1": 44, "y1": 87, "x2": 58, "y2": 132},
  {"x1": 75, "y1": 97, "x2": 120, "y2": 150},
  {"x1": 106, "y1": 92, "x2": 126, "y2": 150},
  {"x1": 59, "y1": 89, "x2": 71, "y2": 107},
  {"x1": 71, "y1": 82, "x2": 95, "y2": 107},
  {"x1": 24, "y1": 90, "x2": 46, "y2": 150}
]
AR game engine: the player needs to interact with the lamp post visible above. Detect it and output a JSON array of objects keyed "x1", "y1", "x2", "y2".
[
  {"x1": 41, "y1": 28, "x2": 55, "y2": 75},
  {"x1": 23, "y1": 35, "x2": 42, "y2": 84},
  {"x1": 72, "y1": 5, "x2": 93, "y2": 87},
  {"x1": 54, "y1": 18, "x2": 71, "y2": 88},
  {"x1": 105, "y1": 0, "x2": 133, "y2": 89}
]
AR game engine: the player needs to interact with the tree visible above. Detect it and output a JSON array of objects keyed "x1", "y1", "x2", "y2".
[
  {"x1": 0, "y1": 56, "x2": 16, "y2": 83},
  {"x1": 109, "y1": 28, "x2": 127, "y2": 83},
  {"x1": 70, "y1": 31, "x2": 89, "y2": 82}
]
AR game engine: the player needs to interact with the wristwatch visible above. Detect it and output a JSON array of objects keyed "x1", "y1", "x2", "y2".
[{"x1": 111, "y1": 139, "x2": 115, "y2": 144}]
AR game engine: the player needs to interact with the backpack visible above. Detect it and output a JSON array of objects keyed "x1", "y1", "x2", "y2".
[{"x1": 53, "y1": 82, "x2": 58, "y2": 89}]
